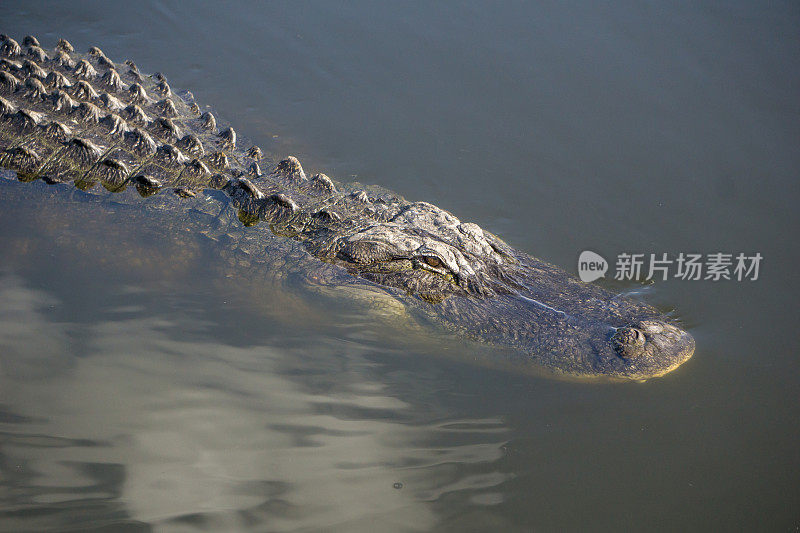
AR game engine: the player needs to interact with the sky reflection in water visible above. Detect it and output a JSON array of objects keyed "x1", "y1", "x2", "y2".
[{"x1": 0, "y1": 275, "x2": 511, "y2": 531}]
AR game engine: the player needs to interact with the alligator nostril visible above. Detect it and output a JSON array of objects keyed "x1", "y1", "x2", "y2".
[{"x1": 612, "y1": 326, "x2": 646, "y2": 358}]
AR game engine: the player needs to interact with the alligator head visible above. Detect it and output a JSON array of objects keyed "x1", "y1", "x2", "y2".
[{"x1": 326, "y1": 201, "x2": 694, "y2": 380}]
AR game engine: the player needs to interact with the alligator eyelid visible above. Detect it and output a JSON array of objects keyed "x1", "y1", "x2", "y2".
[
  {"x1": 414, "y1": 255, "x2": 454, "y2": 278},
  {"x1": 423, "y1": 255, "x2": 443, "y2": 268}
]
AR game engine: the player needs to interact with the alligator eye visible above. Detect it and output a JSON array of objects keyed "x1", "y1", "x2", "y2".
[
  {"x1": 612, "y1": 326, "x2": 646, "y2": 358},
  {"x1": 424, "y1": 256, "x2": 443, "y2": 268}
]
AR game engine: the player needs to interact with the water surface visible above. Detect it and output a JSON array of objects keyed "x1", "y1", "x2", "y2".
[{"x1": 0, "y1": 1, "x2": 798, "y2": 531}]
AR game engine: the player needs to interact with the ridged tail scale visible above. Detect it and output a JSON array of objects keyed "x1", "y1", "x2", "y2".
[{"x1": 0, "y1": 34, "x2": 381, "y2": 227}]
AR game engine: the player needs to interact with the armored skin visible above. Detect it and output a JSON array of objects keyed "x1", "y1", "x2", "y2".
[{"x1": 0, "y1": 34, "x2": 694, "y2": 379}]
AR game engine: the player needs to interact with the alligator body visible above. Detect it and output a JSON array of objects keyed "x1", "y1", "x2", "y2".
[{"x1": 0, "y1": 34, "x2": 694, "y2": 380}]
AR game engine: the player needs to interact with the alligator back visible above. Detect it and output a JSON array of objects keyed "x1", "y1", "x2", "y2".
[{"x1": 0, "y1": 34, "x2": 401, "y2": 224}]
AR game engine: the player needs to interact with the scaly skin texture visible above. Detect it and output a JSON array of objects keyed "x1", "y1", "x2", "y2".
[{"x1": 0, "y1": 34, "x2": 694, "y2": 380}]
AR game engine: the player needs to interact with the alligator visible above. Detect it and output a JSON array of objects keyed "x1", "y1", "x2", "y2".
[{"x1": 0, "y1": 34, "x2": 694, "y2": 380}]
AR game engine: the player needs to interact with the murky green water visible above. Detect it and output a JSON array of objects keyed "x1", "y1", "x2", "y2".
[{"x1": 1, "y1": 1, "x2": 798, "y2": 531}]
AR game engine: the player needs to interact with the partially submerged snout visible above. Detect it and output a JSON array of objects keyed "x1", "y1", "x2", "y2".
[
  {"x1": 607, "y1": 320, "x2": 695, "y2": 380},
  {"x1": 423, "y1": 285, "x2": 694, "y2": 381},
  {"x1": 459, "y1": 250, "x2": 697, "y2": 381}
]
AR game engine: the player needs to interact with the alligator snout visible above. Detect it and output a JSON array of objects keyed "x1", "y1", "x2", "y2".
[{"x1": 610, "y1": 320, "x2": 694, "y2": 377}]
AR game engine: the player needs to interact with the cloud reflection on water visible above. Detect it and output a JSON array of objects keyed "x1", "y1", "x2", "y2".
[{"x1": 0, "y1": 275, "x2": 511, "y2": 531}]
